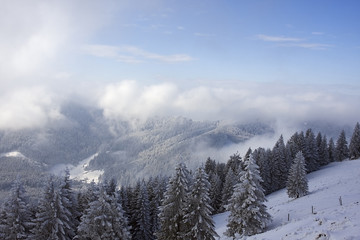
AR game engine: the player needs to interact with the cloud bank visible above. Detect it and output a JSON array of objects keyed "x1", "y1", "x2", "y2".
[
  {"x1": 0, "y1": 79, "x2": 358, "y2": 131},
  {"x1": 83, "y1": 44, "x2": 194, "y2": 63},
  {"x1": 0, "y1": 87, "x2": 62, "y2": 130},
  {"x1": 98, "y1": 80, "x2": 360, "y2": 128}
]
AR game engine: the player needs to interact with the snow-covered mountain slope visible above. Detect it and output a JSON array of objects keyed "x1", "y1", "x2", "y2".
[
  {"x1": 50, "y1": 153, "x2": 103, "y2": 183},
  {"x1": 214, "y1": 159, "x2": 360, "y2": 240}
]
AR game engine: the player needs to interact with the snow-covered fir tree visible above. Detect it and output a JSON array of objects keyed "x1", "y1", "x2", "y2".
[
  {"x1": 32, "y1": 177, "x2": 74, "y2": 240},
  {"x1": 60, "y1": 169, "x2": 80, "y2": 238},
  {"x1": 271, "y1": 135, "x2": 289, "y2": 190},
  {"x1": 286, "y1": 151, "x2": 309, "y2": 199},
  {"x1": 221, "y1": 168, "x2": 237, "y2": 209},
  {"x1": 0, "y1": 208, "x2": 6, "y2": 239},
  {"x1": 318, "y1": 134, "x2": 330, "y2": 166},
  {"x1": 133, "y1": 181, "x2": 153, "y2": 240},
  {"x1": 183, "y1": 167, "x2": 219, "y2": 240},
  {"x1": 208, "y1": 172, "x2": 223, "y2": 214},
  {"x1": 225, "y1": 153, "x2": 243, "y2": 173},
  {"x1": 156, "y1": 163, "x2": 191, "y2": 240},
  {"x1": 252, "y1": 147, "x2": 272, "y2": 195},
  {"x1": 76, "y1": 187, "x2": 131, "y2": 240},
  {"x1": 0, "y1": 179, "x2": 32, "y2": 240},
  {"x1": 335, "y1": 130, "x2": 349, "y2": 161},
  {"x1": 304, "y1": 129, "x2": 320, "y2": 172},
  {"x1": 225, "y1": 154, "x2": 271, "y2": 238},
  {"x1": 147, "y1": 176, "x2": 167, "y2": 237},
  {"x1": 77, "y1": 180, "x2": 99, "y2": 217},
  {"x1": 349, "y1": 122, "x2": 360, "y2": 159},
  {"x1": 328, "y1": 137, "x2": 336, "y2": 162}
]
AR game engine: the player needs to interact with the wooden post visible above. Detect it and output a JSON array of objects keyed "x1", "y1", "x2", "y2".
[
  {"x1": 288, "y1": 213, "x2": 290, "y2": 221},
  {"x1": 339, "y1": 196, "x2": 343, "y2": 206}
]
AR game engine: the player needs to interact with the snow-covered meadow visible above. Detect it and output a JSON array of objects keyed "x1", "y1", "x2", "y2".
[{"x1": 215, "y1": 159, "x2": 360, "y2": 239}]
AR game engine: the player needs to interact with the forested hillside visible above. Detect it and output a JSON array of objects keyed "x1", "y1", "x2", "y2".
[{"x1": 1, "y1": 122, "x2": 359, "y2": 239}]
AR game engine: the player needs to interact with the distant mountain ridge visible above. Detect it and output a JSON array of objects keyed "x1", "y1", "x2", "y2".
[
  {"x1": 0, "y1": 101, "x2": 273, "y2": 192},
  {"x1": 0, "y1": 100, "x2": 353, "y2": 198}
]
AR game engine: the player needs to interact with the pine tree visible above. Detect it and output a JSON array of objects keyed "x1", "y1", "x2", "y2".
[
  {"x1": 328, "y1": 137, "x2": 336, "y2": 162},
  {"x1": 286, "y1": 151, "x2": 309, "y2": 199},
  {"x1": 225, "y1": 153, "x2": 243, "y2": 174},
  {"x1": 0, "y1": 207, "x2": 7, "y2": 239},
  {"x1": 147, "y1": 176, "x2": 166, "y2": 238},
  {"x1": 349, "y1": 122, "x2": 360, "y2": 159},
  {"x1": 335, "y1": 130, "x2": 349, "y2": 161},
  {"x1": 208, "y1": 172, "x2": 222, "y2": 214},
  {"x1": 156, "y1": 163, "x2": 191, "y2": 240},
  {"x1": 78, "y1": 180, "x2": 99, "y2": 217},
  {"x1": 0, "y1": 179, "x2": 32, "y2": 240},
  {"x1": 133, "y1": 181, "x2": 152, "y2": 240},
  {"x1": 204, "y1": 157, "x2": 216, "y2": 175},
  {"x1": 60, "y1": 169, "x2": 80, "y2": 238},
  {"x1": 183, "y1": 167, "x2": 219, "y2": 240},
  {"x1": 225, "y1": 155, "x2": 271, "y2": 238},
  {"x1": 253, "y1": 148, "x2": 271, "y2": 195},
  {"x1": 271, "y1": 135, "x2": 289, "y2": 190},
  {"x1": 304, "y1": 129, "x2": 320, "y2": 172},
  {"x1": 32, "y1": 178, "x2": 74, "y2": 240},
  {"x1": 221, "y1": 168, "x2": 237, "y2": 209},
  {"x1": 76, "y1": 187, "x2": 131, "y2": 240},
  {"x1": 318, "y1": 135, "x2": 330, "y2": 166}
]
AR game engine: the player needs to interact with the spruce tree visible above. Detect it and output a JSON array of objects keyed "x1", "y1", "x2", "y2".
[
  {"x1": 335, "y1": 130, "x2": 349, "y2": 161},
  {"x1": 32, "y1": 178, "x2": 74, "y2": 240},
  {"x1": 286, "y1": 151, "x2": 309, "y2": 199},
  {"x1": 147, "y1": 176, "x2": 165, "y2": 238},
  {"x1": 221, "y1": 168, "x2": 237, "y2": 209},
  {"x1": 183, "y1": 167, "x2": 219, "y2": 240},
  {"x1": 304, "y1": 129, "x2": 320, "y2": 172},
  {"x1": 328, "y1": 137, "x2": 336, "y2": 162},
  {"x1": 60, "y1": 169, "x2": 80, "y2": 238},
  {"x1": 76, "y1": 187, "x2": 131, "y2": 240},
  {"x1": 0, "y1": 207, "x2": 7, "y2": 239},
  {"x1": 318, "y1": 135, "x2": 330, "y2": 166},
  {"x1": 349, "y1": 122, "x2": 360, "y2": 159},
  {"x1": 208, "y1": 172, "x2": 222, "y2": 214},
  {"x1": 1, "y1": 179, "x2": 32, "y2": 240},
  {"x1": 271, "y1": 135, "x2": 289, "y2": 190},
  {"x1": 156, "y1": 163, "x2": 191, "y2": 240},
  {"x1": 225, "y1": 155, "x2": 271, "y2": 238},
  {"x1": 133, "y1": 181, "x2": 152, "y2": 240},
  {"x1": 253, "y1": 148, "x2": 271, "y2": 195}
]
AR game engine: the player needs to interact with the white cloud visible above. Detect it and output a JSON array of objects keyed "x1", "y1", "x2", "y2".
[
  {"x1": 312, "y1": 32, "x2": 324, "y2": 35},
  {"x1": 99, "y1": 81, "x2": 178, "y2": 121},
  {"x1": 0, "y1": 88, "x2": 62, "y2": 130},
  {"x1": 257, "y1": 34, "x2": 333, "y2": 50},
  {"x1": 0, "y1": 0, "x2": 116, "y2": 91},
  {"x1": 194, "y1": 32, "x2": 216, "y2": 37},
  {"x1": 256, "y1": 34, "x2": 303, "y2": 42},
  {"x1": 282, "y1": 43, "x2": 333, "y2": 50},
  {"x1": 83, "y1": 44, "x2": 194, "y2": 63},
  {"x1": 98, "y1": 80, "x2": 360, "y2": 127}
]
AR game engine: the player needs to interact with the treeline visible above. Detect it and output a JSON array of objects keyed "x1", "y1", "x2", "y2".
[{"x1": 0, "y1": 122, "x2": 360, "y2": 239}]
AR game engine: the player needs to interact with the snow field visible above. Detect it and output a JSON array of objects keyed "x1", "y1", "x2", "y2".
[{"x1": 214, "y1": 159, "x2": 360, "y2": 239}]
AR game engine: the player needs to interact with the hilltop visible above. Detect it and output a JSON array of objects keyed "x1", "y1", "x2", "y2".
[{"x1": 215, "y1": 159, "x2": 360, "y2": 239}]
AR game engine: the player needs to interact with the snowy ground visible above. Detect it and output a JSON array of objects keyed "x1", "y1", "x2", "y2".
[
  {"x1": 50, "y1": 153, "x2": 103, "y2": 183},
  {"x1": 214, "y1": 159, "x2": 360, "y2": 240}
]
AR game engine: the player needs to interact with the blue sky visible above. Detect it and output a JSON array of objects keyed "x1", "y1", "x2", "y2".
[
  {"x1": 75, "y1": 0, "x2": 360, "y2": 86},
  {"x1": 0, "y1": 0, "x2": 360, "y2": 129}
]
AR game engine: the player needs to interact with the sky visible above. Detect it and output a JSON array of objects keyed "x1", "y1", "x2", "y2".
[{"x1": 0, "y1": 0, "x2": 360, "y2": 130}]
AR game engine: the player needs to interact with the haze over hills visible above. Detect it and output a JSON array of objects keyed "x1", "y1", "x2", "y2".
[
  {"x1": 0, "y1": 100, "x2": 273, "y2": 189},
  {"x1": 0, "y1": 99, "x2": 355, "y2": 202}
]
